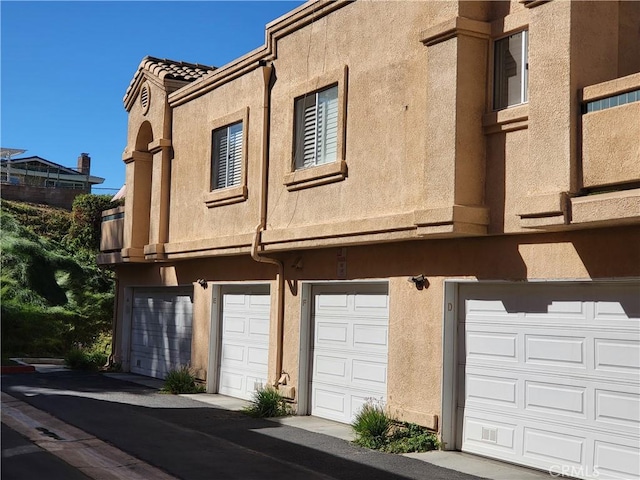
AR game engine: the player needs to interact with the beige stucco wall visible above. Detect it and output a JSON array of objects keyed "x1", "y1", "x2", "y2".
[
  {"x1": 112, "y1": 226, "x2": 640, "y2": 427},
  {"x1": 583, "y1": 102, "x2": 640, "y2": 188},
  {"x1": 109, "y1": 0, "x2": 640, "y2": 431},
  {"x1": 266, "y1": 1, "x2": 430, "y2": 230},
  {"x1": 114, "y1": 0, "x2": 640, "y2": 256},
  {"x1": 169, "y1": 69, "x2": 265, "y2": 246}
]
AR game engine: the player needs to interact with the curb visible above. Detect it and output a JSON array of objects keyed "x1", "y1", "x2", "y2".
[{"x1": 1, "y1": 365, "x2": 36, "y2": 374}]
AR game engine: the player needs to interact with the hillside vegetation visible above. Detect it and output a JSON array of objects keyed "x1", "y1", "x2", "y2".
[{"x1": 1, "y1": 196, "x2": 118, "y2": 357}]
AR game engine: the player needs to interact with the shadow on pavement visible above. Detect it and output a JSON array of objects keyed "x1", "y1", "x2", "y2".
[{"x1": 1, "y1": 371, "x2": 480, "y2": 480}]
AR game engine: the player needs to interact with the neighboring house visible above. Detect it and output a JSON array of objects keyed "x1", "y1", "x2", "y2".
[
  {"x1": 98, "y1": 1, "x2": 640, "y2": 478},
  {"x1": 0, "y1": 151, "x2": 105, "y2": 209}
]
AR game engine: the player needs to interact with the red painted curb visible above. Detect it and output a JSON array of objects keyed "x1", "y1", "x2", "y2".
[{"x1": 1, "y1": 365, "x2": 36, "y2": 374}]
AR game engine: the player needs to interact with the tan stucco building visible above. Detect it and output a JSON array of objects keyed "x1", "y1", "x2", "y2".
[{"x1": 99, "y1": 1, "x2": 640, "y2": 477}]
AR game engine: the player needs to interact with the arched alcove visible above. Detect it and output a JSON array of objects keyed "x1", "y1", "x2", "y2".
[
  {"x1": 135, "y1": 121, "x2": 154, "y2": 152},
  {"x1": 130, "y1": 121, "x2": 154, "y2": 251}
]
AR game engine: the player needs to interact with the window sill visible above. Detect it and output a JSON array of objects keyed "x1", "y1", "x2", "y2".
[
  {"x1": 482, "y1": 103, "x2": 529, "y2": 134},
  {"x1": 204, "y1": 185, "x2": 247, "y2": 208},
  {"x1": 283, "y1": 160, "x2": 347, "y2": 191}
]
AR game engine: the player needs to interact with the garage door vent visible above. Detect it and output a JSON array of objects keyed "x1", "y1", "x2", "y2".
[{"x1": 481, "y1": 427, "x2": 497, "y2": 443}]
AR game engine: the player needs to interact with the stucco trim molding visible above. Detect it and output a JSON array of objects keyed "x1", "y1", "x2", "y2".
[
  {"x1": 204, "y1": 185, "x2": 249, "y2": 208},
  {"x1": 148, "y1": 138, "x2": 172, "y2": 154},
  {"x1": 520, "y1": 0, "x2": 551, "y2": 9},
  {"x1": 163, "y1": 233, "x2": 254, "y2": 257},
  {"x1": 120, "y1": 247, "x2": 147, "y2": 263},
  {"x1": 420, "y1": 16, "x2": 491, "y2": 46},
  {"x1": 413, "y1": 206, "x2": 489, "y2": 237},
  {"x1": 143, "y1": 243, "x2": 166, "y2": 260},
  {"x1": 97, "y1": 252, "x2": 122, "y2": 265},
  {"x1": 283, "y1": 160, "x2": 347, "y2": 191},
  {"x1": 570, "y1": 189, "x2": 640, "y2": 228},
  {"x1": 483, "y1": 104, "x2": 529, "y2": 134},
  {"x1": 518, "y1": 192, "x2": 570, "y2": 229},
  {"x1": 122, "y1": 151, "x2": 153, "y2": 164}
]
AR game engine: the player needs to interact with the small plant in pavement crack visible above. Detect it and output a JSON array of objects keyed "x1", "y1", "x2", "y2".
[
  {"x1": 352, "y1": 400, "x2": 440, "y2": 453},
  {"x1": 161, "y1": 365, "x2": 205, "y2": 394},
  {"x1": 243, "y1": 385, "x2": 292, "y2": 418}
]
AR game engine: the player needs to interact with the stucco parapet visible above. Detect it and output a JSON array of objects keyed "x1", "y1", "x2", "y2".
[
  {"x1": 483, "y1": 104, "x2": 529, "y2": 134},
  {"x1": 420, "y1": 16, "x2": 491, "y2": 46},
  {"x1": 583, "y1": 72, "x2": 640, "y2": 102},
  {"x1": 102, "y1": 205, "x2": 125, "y2": 218},
  {"x1": 582, "y1": 102, "x2": 639, "y2": 189},
  {"x1": 570, "y1": 189, "x2": 640, "y2": 227}
]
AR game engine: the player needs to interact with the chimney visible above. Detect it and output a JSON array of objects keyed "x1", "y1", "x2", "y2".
[{"x1": 77, "y1": 153, "x2": 91, "y2": 175}]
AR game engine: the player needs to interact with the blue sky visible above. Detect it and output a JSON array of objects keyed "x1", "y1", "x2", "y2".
[{"x1": 1, "y1": 1, "x2": 305, "y2": 193}]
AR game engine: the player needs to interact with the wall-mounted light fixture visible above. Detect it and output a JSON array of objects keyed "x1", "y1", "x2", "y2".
[
  {"x1": 408, "y1": 274, "x2": 428, "y2": 290},
  {"x1": 196, "y1": 279, "x2": 208, "y2": 289}
]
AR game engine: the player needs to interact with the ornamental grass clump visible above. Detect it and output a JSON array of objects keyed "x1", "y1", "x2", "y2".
[
  {"x1": 352, "y1": 401, "x2": 391, "y2": 450},
  {"x1": 243, "y1": 386, "x2": 292, "y2": 418},
  {"x1": 161, "y1": 366, "x2": 205, "y2": 394},
  {"x1": 352, "y1": 400, "x2": 440, "y2": 453}
]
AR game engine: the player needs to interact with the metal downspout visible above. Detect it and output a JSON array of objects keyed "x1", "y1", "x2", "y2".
[{"x1": 250, "y1": 62, "x2": 285, "y2": 387}]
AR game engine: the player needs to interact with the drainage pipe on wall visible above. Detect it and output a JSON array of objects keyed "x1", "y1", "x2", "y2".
[{"x1": 250, "y1": 61, "x2": 285, "y2": 386}]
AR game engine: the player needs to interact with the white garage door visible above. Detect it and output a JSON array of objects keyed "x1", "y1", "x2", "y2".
[
  {"x1": 130, "y1": 288, "x2": 194, "y2": 379},
  {"x1": 218, "y1": 287, "x2": 270, "y2": 400},
  {"x1": 457, "y1": 282, "x2": 640, "y2": 480},
  {"x1": 311, "y1": 284, "x2": 389, "y2": 424}
]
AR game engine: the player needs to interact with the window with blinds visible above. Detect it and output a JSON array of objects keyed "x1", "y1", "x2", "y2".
[
  {"x1": 294, "y1": 85, "x2": 338, "y2": 170},
  {"x1": 212, "y1": 121, "x2": 243, "y2": 190}
]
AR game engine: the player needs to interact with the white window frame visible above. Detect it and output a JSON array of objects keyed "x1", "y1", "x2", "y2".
[
  {"x1": 493, "y1": 30, "x2": 528, "y2": 110},
  {"x1": 204, "y1": 107, "x2": 249, "y2": 208},
  {"x1": 212, "y1": 121, "x2": 243, "y2": 191},
  {"x1": 294, "y1": 84, "x2": 339, "y2": 170}
]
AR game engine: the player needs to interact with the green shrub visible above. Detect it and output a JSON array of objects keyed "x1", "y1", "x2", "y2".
[
  {"x1": 0, "y1": 201, "x2": 115, "y2": 359},
  {"x1": 66, "y1": 194, "x2": 120, "y2": 251},
  {"x1": 162, "y1": 366, "x2": 205, "y2": 394},
  {"x1": 243, "y1": 386, "x2": 292, "y2": 418},
  {"x1": 65, "y1": 347, "x2": 108, "y2": 371},
  {"x1": 352, "y1": 401, "x2": 391, "y2": 449},
  {"x1": 352, "y1": 401, "x2": 440, "y2": 453},
  {"x1": 382, "y1": 422, "x2": 440, "y2": 453}
]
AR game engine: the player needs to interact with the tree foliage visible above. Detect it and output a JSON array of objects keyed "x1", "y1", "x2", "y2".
[
  {"x1": 67, "y1": 194, "x2": 120, "y2": 251},
  {"x1": 1, "y1": 198, "x2": 116, "y2": 357}
]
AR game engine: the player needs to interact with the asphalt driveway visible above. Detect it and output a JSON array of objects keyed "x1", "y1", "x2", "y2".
[{"x1": 1, "y1": 370, "x2": 483, "y2": 480}]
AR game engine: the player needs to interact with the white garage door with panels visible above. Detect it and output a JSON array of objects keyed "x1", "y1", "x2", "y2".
[
  {"x1": 457, "y1": 283, "x2": 639, "y2": 480},
  {"x1": 130, "y1": 287, "x2": 194, "y2": 379},
  {"x1": 311, "y1": 284, "x2": 389, "y2": 424},
  {"x1": 218, "y1": 286, "x2": 271, "y2": 400}
]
